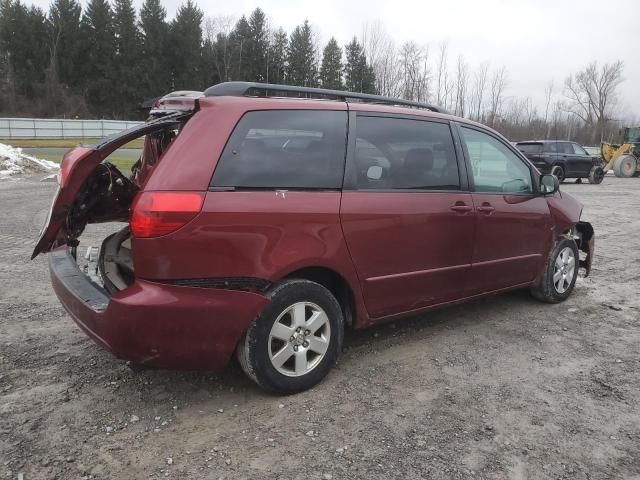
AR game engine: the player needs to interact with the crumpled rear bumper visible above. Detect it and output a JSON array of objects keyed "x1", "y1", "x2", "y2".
[{"x1": 48, "y1": 247, "x2": 270, "y2": 370}]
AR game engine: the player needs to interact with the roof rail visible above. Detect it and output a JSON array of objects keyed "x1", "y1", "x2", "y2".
[{"x1": 203, "y1": 81, "x2": 448, "y2": 114}]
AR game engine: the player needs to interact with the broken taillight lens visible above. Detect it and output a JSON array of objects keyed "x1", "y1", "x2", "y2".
[{"x1": 130, "y1": 191, "x2": 204, "y2": 238}]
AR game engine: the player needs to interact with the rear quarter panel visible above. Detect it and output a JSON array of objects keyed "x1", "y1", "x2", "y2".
[{"x1": 132, "y1": 191, "x2": 369, "y2": 324}]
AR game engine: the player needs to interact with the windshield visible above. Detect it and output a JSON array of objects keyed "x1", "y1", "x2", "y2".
[
  {"x1": 517, "y1": 143, "x2": 543, "y2": 154},
  {"x1": 623, "y1": 127, "x2": 640, "y2": 144}
]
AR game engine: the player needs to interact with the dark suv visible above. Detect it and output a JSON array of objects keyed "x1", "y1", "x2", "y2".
[
  {"x1": 34, "y1": 82, "x2": 594, "y2": 393},
  {"x1": 516, "y1": 140, "x2": 604, "y2": 184}
]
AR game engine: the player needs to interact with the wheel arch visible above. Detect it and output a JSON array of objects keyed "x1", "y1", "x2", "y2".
[{"x1": 283, "y1": 266, "x2": 357, "y2": 328}]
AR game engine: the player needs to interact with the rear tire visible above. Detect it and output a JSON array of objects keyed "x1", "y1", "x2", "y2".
[
  {"x1": 236, "y1": 279, "x2": 344, "y2": 394},
  {"x1": 613, "y1": 155, "x2": 637, "y2": 178},
  {"x1": 531, "y1": 237, "x2": 579, "y2": 303},
  {"x1": 588, "y1": 165, "x2": 604, "y2": 184},
  {"x1": 551, "y1": 165, "x2": 565, "y2": 183}
]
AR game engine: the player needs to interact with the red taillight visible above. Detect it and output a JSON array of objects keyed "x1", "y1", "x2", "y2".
[{"x1": 130, "y1": 191, "x2": 204, "y2": 238}]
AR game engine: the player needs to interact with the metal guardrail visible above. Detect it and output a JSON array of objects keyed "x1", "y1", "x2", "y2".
[{"x1": 0, "y1": 118, "x2": 143, "y2": 139}]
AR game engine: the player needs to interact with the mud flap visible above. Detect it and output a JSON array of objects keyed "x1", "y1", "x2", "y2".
[{"x1": 576, "y1": 221, "x2": 594, "y2": 277}]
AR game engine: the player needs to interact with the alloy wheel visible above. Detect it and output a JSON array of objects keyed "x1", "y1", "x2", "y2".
[
  {"x1": 268, "y1": 302, "x2": 331, "y2": 377},
  {"x1": 553, "y1": 246, "x2": 576, "y2": 294}
]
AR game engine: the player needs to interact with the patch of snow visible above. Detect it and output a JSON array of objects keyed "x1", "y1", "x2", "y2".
[{"x1": 0, "y1": 143, "x2": 59, "y2": 179}]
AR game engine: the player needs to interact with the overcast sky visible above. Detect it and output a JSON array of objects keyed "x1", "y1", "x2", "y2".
[{"x1": 30, "y1": 0, "x2": 640, "y2": 117}]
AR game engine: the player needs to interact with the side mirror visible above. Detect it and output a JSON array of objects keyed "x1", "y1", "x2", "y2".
[{"x1": 540, "y1": 174, "x2": 559, "y2": 195}]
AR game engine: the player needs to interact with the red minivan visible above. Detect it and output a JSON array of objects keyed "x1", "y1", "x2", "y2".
[{"x1": 33, "y1": 83, "x2": 594, "y2": 393}]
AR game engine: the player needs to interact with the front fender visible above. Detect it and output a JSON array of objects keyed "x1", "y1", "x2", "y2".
[
  {"x1": 546, "y1": 190, "x2": 582, "y2": 234},
  {"x1": 546, "y1": 191, "x2": 594, "y2": 276}
]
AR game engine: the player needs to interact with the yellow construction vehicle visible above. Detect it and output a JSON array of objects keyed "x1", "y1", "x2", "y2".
[{"x1": 601, "y1": 126, "x2": 640, "y2": 177}]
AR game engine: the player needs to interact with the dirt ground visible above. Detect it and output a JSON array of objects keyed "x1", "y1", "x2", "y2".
[{"x1": 1, "y1": 175, "x2": 638, "y2": 480}]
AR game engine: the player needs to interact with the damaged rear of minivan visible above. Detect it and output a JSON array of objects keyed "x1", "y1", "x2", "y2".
[{"x1": 32, "y1": 93, "x2": 271, "y2": 370}]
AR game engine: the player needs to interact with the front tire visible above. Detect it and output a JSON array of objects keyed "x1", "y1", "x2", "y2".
[
  {"x1": 551, "y1": 165, "x2": 565, "y2": 183},
  {"x1": 237, "y1": 279, "x2": 344, "y2": 394},
  {"x1": 531, "y1": 237, "x2": 579, "y2": 303},
  {"x1": 588, "y1": 165, "x2": 604, "y2": 184}
]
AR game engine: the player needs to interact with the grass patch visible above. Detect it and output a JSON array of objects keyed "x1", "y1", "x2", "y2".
[
  {"x1": 1, "y1": 137, "x2": 144, "y2": 149},
  {"x1": 37, "y1": 153, "x2": 136, "y2": 172}
]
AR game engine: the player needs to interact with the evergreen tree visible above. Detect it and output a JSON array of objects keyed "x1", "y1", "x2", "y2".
[
  {"x1": 113, "y1": 0, "x2": 141, "y2": 116},
  {"x1": 48, "y1": 0, "x2": 82, "y2": 87},
  {"x1": 169, "y1": 0, "x2": 203, "y2": 90},
  {"x1": 201, "y1": 35, "x2": 218, "y2": 86},
  {"x1": 229, "y1": 15, "x2": 250, "y2": 80},
  {"x1": 361, "y1": 61, "x2": 376, "y2": 94},
  {"x1": 344, "y1": 37, "x2": 376, "y2": 94},
  {"x1": 81, "y1": 0, "x2": 116, "y2": 115},
  {"x1": 140, "y1": 0, "x2": 170, "y2": 97},
  {"x1": 0, "y1": 1, "x2": 48, "y2": 97},
  {"x1": 209, "y1": 29, "x2": 233, "y2": 83},
  {"x1": 246, "y1": 8, "x2": 268, "y2": 81},
  {"x1": 267, "y1": 27, "x2": 287, "y2": 84},
  {"x1": 320, "y1": 37, "x2": 342, "y2": 90},
  {"x1": 286, "y1": 20, "x2": 317, "y2": 87}
]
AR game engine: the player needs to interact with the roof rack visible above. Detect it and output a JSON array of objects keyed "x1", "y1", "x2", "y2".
[{"x1": 203, "y1": 81, "x2": 448, "y2": 114}]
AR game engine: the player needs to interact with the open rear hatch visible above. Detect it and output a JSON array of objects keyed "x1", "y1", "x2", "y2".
[{"x1": 32, "y1": 109, "x2": 193, "y2": 259}]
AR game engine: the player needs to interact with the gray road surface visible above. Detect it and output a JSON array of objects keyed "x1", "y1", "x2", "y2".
[{"x1": 1, "y1": 175, "x2": 639, "y2": 479}]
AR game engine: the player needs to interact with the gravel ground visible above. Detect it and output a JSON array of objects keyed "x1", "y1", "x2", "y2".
[{"x1": 0, "y1": 175, "x2": 639, "y2": 480}]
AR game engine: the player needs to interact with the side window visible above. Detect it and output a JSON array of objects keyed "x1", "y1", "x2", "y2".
[
  {"x1": 352, "y1": 116, "x2": 460, "y2": 190},
  {"x1": 561, "y1": 142, "x2": 574, "y2": 154},
  {"x1": 545, "y1": 142, "x2": 558, "y2": 153},
  {"x1": 572, "y1": 143, "x2": 587, "y2": 155},
  {"x1": 211, "y1": 110, "x2": 347, "y2": 189},
  {"x1": 460, "y1": 127, "x2": 533, "y2": 194}
]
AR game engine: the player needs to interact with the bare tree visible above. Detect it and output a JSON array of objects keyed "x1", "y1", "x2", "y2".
[
  {"x1": 361, "y1": 21, "x2": 402, "y2": 97},
  {"x1": 488, "y1": 66, "x2": 507, "y2": 127},
  {"x1": 398, "y1": 41, "x2": 431, "y2": 102},
  {"x1": 453, "y1": 55, "x2": 468, "y2": 117},
  {"x1": 435, "y1": 42, "x2": 448, "y2": 107},
  {"x1": 543, "y1": 79, "x2": 554, "y2": 138},
  {"x1": 203, "y1": 15, "x2": 236, "y2": 83},
  {"x1": 469, "y1": 61, "x2": 489, "y2": 121},
  {"x1": 563, "y1": 60, "x2": 624, "y2": 142}
]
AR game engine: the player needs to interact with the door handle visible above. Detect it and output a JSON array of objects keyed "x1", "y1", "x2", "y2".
[
  {"x1": 477, "y1": 204, "x2": 495, "y2": 214},
  {"x1": 450, "y1": 204, "x2": 472, "y2": 213}
]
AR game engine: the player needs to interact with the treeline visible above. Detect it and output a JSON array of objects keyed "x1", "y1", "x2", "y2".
[
  {"x1": 0, "y1": 2, "x2": 374, "y2": 119},
  {"x1": 0, "y1": 1, "x2": 627, "y2": 144}
]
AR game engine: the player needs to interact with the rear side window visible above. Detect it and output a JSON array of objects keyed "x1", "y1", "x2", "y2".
[
  {"x1": 517, "y1": 143, "x2": 543, "y2": 154},
  {"x1": 212, "y1": 110, "x2": 347, "y2": 189},
  {"x1": 351, "y1": 116, "x2": 460, "y2": 190},
  {"x1": 560, "y1": 142, "x2": 574, "y2": 154}
]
